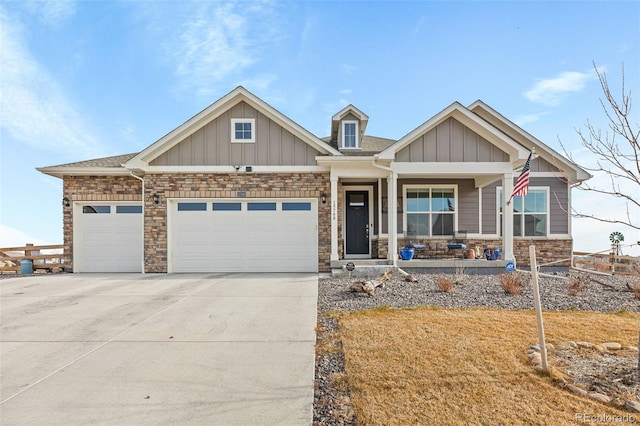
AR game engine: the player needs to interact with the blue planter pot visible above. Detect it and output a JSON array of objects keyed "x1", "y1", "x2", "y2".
[{"x1": 399, "y1": 248, "x2": 415, "y2": 261}]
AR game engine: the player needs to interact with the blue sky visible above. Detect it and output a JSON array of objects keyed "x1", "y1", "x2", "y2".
[{"x1": 1, "y1": 0, "x2": 639, "y2": 255}]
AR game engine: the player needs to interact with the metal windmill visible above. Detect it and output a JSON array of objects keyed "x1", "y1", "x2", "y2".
[{"x1": 609, "y1": 231, "x2": 624, "y2": 255}]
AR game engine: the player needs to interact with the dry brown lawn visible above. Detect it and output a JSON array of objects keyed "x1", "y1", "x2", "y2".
[{"x1": 337, "y1": 307, "x2": 639, "y2": 425}]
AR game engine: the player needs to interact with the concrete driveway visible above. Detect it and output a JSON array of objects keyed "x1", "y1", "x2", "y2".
[{"x1": 0, "y1": 273, "x2": 317, "y2": 425}]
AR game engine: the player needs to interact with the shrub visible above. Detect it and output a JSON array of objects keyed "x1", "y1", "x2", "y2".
[
  {"x1": 500, "y1": 272, "x2": 524, "y2": 295},
  {"x1": 634, "y1": 280, "x2": 640, "y2": 300},
  {"x1": 454, "y1": 266, "x2": 467, "y2": 285},
  {"x1": 437, "y1": 275, "x2": 454, "y2": 293},
  {"x1": 566, "y1": 273, "x2": 590, "y2": 297}
]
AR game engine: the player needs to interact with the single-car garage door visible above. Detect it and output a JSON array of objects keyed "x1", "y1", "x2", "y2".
[
  {"x1": 169, "y1": 199, "x2": 318, "y2": 273},
  {"x1": 74, "y1": 203, "x2": 143, "y2": 272}
]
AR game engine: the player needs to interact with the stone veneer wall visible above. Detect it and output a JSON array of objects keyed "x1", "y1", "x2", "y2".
[
  {"x1": 375, "y1": 237, "x2": 572, "y2": 267},
  {"x1": 145, "y1": 172, "x2": 331, "y2": 272},
  {"x1": 63, "y1": 176, "x2": 143, "y2": 270},
  {"x1": 63, "y1": 173, "x2": 331, "y2": 272}
]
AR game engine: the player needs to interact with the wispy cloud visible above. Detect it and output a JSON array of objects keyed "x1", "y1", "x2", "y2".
[
  {"x1": 413, "y1": 16, "x2": 425, "y2": 35},
  {"x1": 341, "y1": 64, "x2": 356, "y2": 74},
  {"x1": 0, "y1": 224, "x2": 52, "y2": 246},
  {"x1": 167, "y1": 2, "x2": 282, "y2": 99},
  {"x1": 513, "y1": 111, "x2": 549, "y2": 126},
  {"x1": 0, "y1": 7, "x2": 102, "y2": 158},
  {"x1": 24, "y1": 0, "x2": 76, "y2": 27},
  {"x1": 524, "y1": 71, "x2": 593, "y2": 106}
]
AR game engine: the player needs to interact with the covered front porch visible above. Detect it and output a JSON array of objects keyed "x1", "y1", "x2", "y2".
[{"x1": 320, "y1": 156, "x2": 522, "y2": 275}]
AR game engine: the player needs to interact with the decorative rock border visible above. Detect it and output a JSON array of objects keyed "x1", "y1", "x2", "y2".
[{"x1": 527, "y1": 340, "x2": 640, "y2": 413}]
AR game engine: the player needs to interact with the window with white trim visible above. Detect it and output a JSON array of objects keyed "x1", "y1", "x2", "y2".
[
  {"x1": 499, "y1": 188, "x2": 548, "y2": 237},
  {"x1": 405, "y1": 186, "x2": 456, "y2": 236},
  {"x1": 231, "y1": 118, "x2": 255, "y2": 143},
  {"x1": 342, "y1": 120, "x2": 358, "y2": 149}
]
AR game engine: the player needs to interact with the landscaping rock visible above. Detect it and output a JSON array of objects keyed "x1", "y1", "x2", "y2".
[
  {"x1": 566, "y1": 384, "x2": 588, "y2": 397},
  {"x1": 625, "y1": 400, "x2": 640, "y2": 413},
  {"x1": 530, "y1": 353, "x2": 542, "y2": 365},
  {"x1": 576, "y1": 341, "x2": 593, "y2": 348},
  {"x1": 588, "y1": 392, "x2": 612, "y2": 404},
  {"x1": 602, "y1": 342, "x2": 622, "y2": 351}
]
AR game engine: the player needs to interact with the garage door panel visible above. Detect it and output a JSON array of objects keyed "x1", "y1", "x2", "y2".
[
  {"x1": 76, "y1": 204, "x2": 143, "y2": 273},
  {"x1": 170, "y1": 199, "x2": 317, "y2": 273}
]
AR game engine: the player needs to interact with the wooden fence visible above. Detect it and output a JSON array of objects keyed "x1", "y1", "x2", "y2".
[
  {"x1": 572, "y1": 251, "x2": 640, "y2": 276},
  {"x1": 0, "y1": 243, "x2": 65, "y2": 274}
]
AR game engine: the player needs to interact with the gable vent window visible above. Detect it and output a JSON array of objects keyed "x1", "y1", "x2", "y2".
[
  {"x1": 342, "y1": 121, "x2": 358, "y2": 149},
  {"x1": 231, "y1": 118, "x2": 256, "y2": 143}
]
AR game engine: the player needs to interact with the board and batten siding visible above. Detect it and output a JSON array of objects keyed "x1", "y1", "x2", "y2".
[
  {"x1": 396, "y1": 117, "x2": 510, "y2": 163},
  {"x1": 150, "y1": 101, "x2": 321, "y2": 167}
]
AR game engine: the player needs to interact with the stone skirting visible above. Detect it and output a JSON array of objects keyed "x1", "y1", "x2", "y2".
[
  {"x1": 372, "y1": 237, "x2": 573, "y2": 267},
  {"x1": 63, "y1": 172, "x2": 331, "y2": 272}
]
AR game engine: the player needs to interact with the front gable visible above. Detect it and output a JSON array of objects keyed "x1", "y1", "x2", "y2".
[
  {"x1": 150, "y1": 101, "x2": 322, "y2": 166},
  {"x1": 395, "y1": 117, "x2": 510, "y2": 163},
  {"x1": 126, "y1": 86, "x2": 341, "y2": 171},
  {"x1": 378, "y1": 102, "x2": 529, "y2": 163}
]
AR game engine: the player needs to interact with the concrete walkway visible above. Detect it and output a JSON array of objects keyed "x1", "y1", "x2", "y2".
[{"x1": 0, "y1": 273, "x2": 317, "y2": 425}]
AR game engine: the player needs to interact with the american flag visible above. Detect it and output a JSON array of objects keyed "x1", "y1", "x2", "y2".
[{"x1": 511, "y1": 152, "x2": 532, "y2": 200}]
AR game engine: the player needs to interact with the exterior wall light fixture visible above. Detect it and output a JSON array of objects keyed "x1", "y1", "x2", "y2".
[
  {"x1": 62, "y1": 196, "x2": 70, "y2": 207},
  {"x1": 152, "y1": 193, "x2": 160, "y2": 204},
  {"x1": 321, "y1": 193, "x2": 327, "y2": 204}
]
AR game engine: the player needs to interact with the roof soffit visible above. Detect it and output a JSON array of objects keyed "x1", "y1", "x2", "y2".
[
  {"x1": 126, "y1": 87, "x2": 342, "y2": 169},
  {"x1": 469, "y1": 100, "x2": 591, "y2": 182}
]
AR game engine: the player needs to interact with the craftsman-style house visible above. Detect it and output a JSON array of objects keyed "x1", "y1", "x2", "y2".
[{"x1": 38, "y1": 86, "x2": 590, "y2": 273}]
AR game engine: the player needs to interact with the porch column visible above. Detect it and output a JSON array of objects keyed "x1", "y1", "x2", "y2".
[
  {"x1": 502, "y1": 172, "x2": 515, "y2": 264},
  {"x1": 388, "y1": 171, "x2": 398, "y2": 266},
  {"x1": 330, "y1": 174, "x2": 339, "y2": 261}
]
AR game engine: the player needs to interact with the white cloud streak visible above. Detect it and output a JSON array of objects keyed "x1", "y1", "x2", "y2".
[
  {"x1": 0, "y1": 7, "x2": 103, "y2": 158},
  {"x1": 513, "y1": 111, "x2": 549, "y2": 126},
  {"x1": 167, "y1": 2, "x2": 281, "y2": 99},
  {"x1": 525, "y1": 71, "x2": 593, "y2": 106},
  {"x1": 25, "y1": 0, "x2": 76, "y2": 27}
]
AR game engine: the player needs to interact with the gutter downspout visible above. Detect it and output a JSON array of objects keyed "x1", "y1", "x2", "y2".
[{"x1": 129, "y1": 171, "x2": 145, "y2": 274}]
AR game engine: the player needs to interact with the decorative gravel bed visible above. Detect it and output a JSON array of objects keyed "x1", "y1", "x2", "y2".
[{"x1": 313, "y1": 270, "x2": 640, "y2": 425}]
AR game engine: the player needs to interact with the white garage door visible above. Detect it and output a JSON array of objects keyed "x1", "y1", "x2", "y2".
[
  {"x1": 170, "y1": 199, "x2": 318, "y2": 273},
  {"x1": 75, "y1": 204, "x2": 143, "y2": 272}
]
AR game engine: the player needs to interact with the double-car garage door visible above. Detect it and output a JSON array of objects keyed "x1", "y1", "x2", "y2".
[
  {"x1": 74, "y1": 200, "x2": 318, "y2": 273},
  {"x1": 169, "y1": 199, "x2": 318, "y2": 273}
]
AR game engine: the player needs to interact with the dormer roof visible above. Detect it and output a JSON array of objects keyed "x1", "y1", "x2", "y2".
[{"x1": 330, "y1": 104, "x2": 369, "y2": 144}]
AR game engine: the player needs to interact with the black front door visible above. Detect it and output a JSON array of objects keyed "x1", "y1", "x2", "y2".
[{"x1": 345, "y1": 191, "x2": 369, "y2": 256}]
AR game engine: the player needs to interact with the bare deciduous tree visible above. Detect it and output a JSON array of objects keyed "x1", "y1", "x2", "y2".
[{"x1": 560, "y1": 63, "x2": 640, "y2": 231}]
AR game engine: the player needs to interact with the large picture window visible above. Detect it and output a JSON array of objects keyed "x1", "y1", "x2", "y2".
[
  {"x1": 405, "y1": 186, "x2": 456, "y2": 236},
  {"x1": 499, "y1": 188, "x2": 548, "y2": 237}
]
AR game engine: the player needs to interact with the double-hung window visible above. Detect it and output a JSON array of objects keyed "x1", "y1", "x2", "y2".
[
  {"x1": 405, "y1": 186, "x2": 456, "y2": 236},
  {"x1": 499, "y1": 188, "x2": 548, "y2": 236},
  {"x1": 231, "y1": 118, "x2": 255, "y2": 143},
  {"x1": 342, "y1": 121, "x2": 358, "y2": 149}
]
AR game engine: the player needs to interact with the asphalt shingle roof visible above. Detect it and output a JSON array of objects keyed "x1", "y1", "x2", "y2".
[{"x1": 40, "y1": 153, "x2": 138, "y2": 169}]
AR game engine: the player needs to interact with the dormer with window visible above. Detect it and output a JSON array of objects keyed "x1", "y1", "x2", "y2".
[{"x1": 330, "y1": 105, "x2": 369, "y2": 151}]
